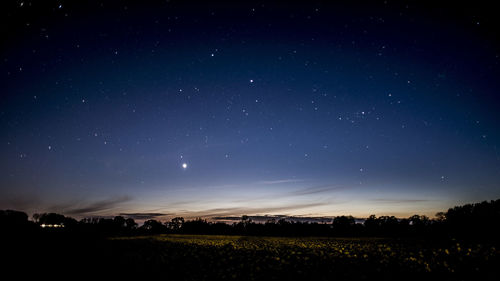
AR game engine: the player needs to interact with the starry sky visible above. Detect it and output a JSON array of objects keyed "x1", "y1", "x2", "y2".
[{"x1": 1, "y1": 0, "x2": 499, "y2": 221}]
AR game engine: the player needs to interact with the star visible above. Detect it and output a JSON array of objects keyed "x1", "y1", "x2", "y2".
[{"x1": 182, "y1": 163, "x2": 188, "y2": 169}]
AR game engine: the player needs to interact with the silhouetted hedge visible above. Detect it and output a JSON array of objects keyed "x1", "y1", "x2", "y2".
[{"x1": 2, "y1": 199, "x2": 500, "y2": 240}]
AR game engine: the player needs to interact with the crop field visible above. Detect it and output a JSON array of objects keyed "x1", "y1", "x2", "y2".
[{"x1": 106, "y1": 235, "x2": 499, "y2": 280}]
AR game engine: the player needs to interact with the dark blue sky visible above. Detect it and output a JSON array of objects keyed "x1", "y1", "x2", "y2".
[{"x1": 1, "y1": 0, "x2": 499, "y2": 220}]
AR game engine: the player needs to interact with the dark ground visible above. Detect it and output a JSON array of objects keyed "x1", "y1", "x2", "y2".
[{"x1": 2, "y1": 232, "x2": 499, "y2": 281}]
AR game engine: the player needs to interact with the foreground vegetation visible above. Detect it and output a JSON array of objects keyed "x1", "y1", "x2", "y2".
[{"x1": 106, "y1": 234, "x2": 499, "y2": 280}]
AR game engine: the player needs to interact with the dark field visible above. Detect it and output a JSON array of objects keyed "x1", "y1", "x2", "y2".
[
  {"x1": 3, "y1": 233, "x2": 500, "y2": 280},
  {"x1": 104, "y1": 235, "x2": 498, "y2": 280}
]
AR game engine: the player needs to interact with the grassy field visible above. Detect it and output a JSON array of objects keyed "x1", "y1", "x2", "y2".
[{"x1": 105, "y1": 234, "x2": 499, "y2": 280}]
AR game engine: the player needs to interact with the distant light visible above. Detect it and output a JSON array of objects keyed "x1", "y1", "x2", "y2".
[
  {"x1": 40, "y1": 223, "x2": 64, "y2": 228},
  {"x1": 182, "y1": 163, "x2": 188, "y2": 169},
  {"x1": 250, "y1": 79, "x2": 254, "y2": 83}
]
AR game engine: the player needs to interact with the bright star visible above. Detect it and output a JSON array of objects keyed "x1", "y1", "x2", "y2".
[{"x1": 182, "y1": 163, "x2": 188, "y2": 169}]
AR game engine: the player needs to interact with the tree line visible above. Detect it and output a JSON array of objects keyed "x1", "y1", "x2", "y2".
[{"x1": 1, "y1": 199, "x2": 499, "y2": 240}]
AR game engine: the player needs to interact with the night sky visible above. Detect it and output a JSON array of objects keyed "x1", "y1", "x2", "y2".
[{"x1": 1, "y1": 0, "x2": 499, "y2": 221}]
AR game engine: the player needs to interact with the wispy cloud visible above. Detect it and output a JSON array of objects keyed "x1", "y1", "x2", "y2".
[
  {"x1": 212, "y1": 215, "x2": 335, "y2": 223},
  {"x1": 119, "y1": 212, "x2": 170, "y2": 220},
  {"x1": 256, "y1": 179, "x2": 304, "y2": 185},
  {"x1": 0, "y1": 194, "x2": 42, "y2": 211},
  {"x1": 369, "y1": 198, "x2": 432, "y2": 204},
  {"x1": 216, "y1": 183, "x2": 346, "y2": 204},
  {"x1": 289, "y1": 184, "x2": 348, "y2": 196},
  {"x1": 48, "y1": 196, "x2": 132, "y2": 216},
  {"x1": 178, "y1": 202, "x2": 330, "y2": 218}
]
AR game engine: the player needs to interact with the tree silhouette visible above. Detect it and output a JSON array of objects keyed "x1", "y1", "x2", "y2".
[
  {"x1": 332, "y1": 216, "x2": 356, "y2": 235},
  {"x1": 113, "y1": 216, "x2": 126, "y2": 229},
  {"x1": 125, "y1": 218, "x2": 138, "y2": 231},
  {"x1": 0, "y1": 210, "x2": 30, "y2": 231},
  {"x1": 32, "y1": 213, "x2": 40, "y2": 223},
  {"x1": 168, "y1": 217, "x2": 184, "y2": 231},
  {"x1": 142, "y1": 220, "x2": 166, "y2": 234},
  {"x1": 2, "y1": 198, "x2": 500, "y2": 239}
]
